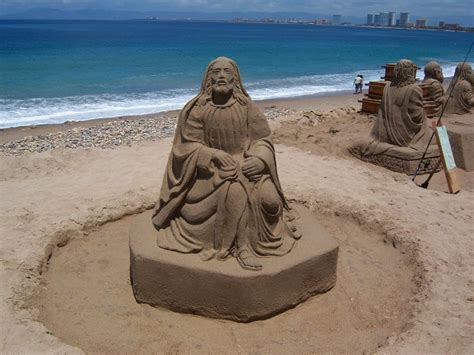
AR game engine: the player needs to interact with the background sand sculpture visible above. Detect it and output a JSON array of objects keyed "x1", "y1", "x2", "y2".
[
  {"x1": 349, "y1": 59, "x2": 439, "y2": 174},
  {"x1": 445, "y1": 63, "x2": 474, "y2": 115},
  {"x1": 422, "y1": 61, "x2": 446, "y2": 117}
]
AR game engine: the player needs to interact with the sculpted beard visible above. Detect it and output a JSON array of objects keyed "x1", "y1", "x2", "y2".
[
  {"x1": 212, "y1": 81, "x2": 234, "y2": 95},
  {"x1": 436, "y1": 70, "x2": 444, "y2": 83}
]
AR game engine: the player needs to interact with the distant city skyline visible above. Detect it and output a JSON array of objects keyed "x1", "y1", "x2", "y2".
[
  {"x1": 231, "y1": 13, "x2": 472, "y2": 31},
  {"x1": 1, "y1": 1, "x2": 473, "y2": 26},
  {"x1": 363, "y1": 10, "x2": 469, "y2": 30},
  {"x1": 1, "y1": 0, "x2": 473, "y2": 19}
]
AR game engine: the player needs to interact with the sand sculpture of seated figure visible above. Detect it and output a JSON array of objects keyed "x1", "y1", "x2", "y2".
[
  {"x1": 152, "y1": 57, "x2": 301, "y2": 271},
  {"x1": 422, "y1": 61, "x2": 446, "y2": 116},
  {"x1": 445, "y1": 63, "x2": 474, "y2": 115},
  {"x1": 350, "y1": 59, "x2": 436, "y2": 171}
]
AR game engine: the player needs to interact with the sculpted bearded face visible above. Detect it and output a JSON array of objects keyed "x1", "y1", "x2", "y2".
[
  {"x1": 430, "y1": 64, "x2": 444, "y2": 83},
  {"x1": 424, "y1": 62, "x2": 444, "y2": 83},
  {"x1": 464, "y1": 65, "x2": 473, "y2": 84},
  {"x1": 455, "y1": 63, "x2": 472, "y2": 81},
  {"x1": 210, "y1": 60, "x2": 235, "y2": 97},
  {"x1": 434, "y1": 67, "x2": 444, "y2": 83},
  {"x1": 425, "y1": 62, "x2": 444, "y2": 83}
]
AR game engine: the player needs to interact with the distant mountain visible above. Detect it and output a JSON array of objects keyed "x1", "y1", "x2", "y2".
[
  {"x1": 0, "y1": 8, "x2": 144, "y2": 20},
  {"x1": 0, "y1": 8, "x2": 362, "y2": 22}
]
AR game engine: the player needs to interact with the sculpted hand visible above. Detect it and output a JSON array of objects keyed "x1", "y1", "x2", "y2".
[
  {"x1": 212, "y1": 150, "x2": 236, "y2": 169},
  {"x1": 242, "y1": 157, "x2": 265, "y2": 179}
]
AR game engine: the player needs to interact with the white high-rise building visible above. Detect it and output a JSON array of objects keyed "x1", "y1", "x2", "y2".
[
  {"x1": 388, "y1": 12, "x2": 396, "y2": 26},
  {"x1": 400, "y1": 12, "x2": 410, "y2": 27},
  {"x1": 379, "y1": 12, "x2": 389, "y2": 26},
  {"x1": 367, "y1": 14, "x2": 374, "y2": 25},
  {"x1": 374, "y1": 14, "x2": 381, "y2": 26}
]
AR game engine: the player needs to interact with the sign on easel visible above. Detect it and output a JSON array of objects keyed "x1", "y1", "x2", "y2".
[{"x1": 435, "y1": 126, "x2": 460, "y2": 194}]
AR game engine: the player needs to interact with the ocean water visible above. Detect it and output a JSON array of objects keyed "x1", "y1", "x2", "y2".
[{"x1": 0, "y1": 20, "x2": 472, "y2": 128}]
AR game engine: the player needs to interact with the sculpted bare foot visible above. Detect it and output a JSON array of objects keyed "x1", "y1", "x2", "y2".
[{"x1": 235, "y1": 248, "x2": 262, "y2": 271}]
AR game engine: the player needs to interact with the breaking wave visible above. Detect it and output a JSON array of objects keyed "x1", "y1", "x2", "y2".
[{"x1": 0, "y1": 64, "x2": 460, "y2": 128}]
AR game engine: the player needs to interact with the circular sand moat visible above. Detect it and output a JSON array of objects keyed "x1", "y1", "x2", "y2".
[{"x1": 33, "y1": 208, "x2": 417, "y2": 353}]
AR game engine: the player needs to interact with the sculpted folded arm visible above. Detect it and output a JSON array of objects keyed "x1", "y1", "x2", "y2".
[{"x1": 242, "y1": 156, "x2": 265, "y2": 180}]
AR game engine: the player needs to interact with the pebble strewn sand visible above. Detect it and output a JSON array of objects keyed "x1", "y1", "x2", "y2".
[
  {"x1": 0, "y1": 117, "x2": 177, "y2": 155},
  {"x1": 0, "y1": 107, "x2": 298, "y2": 155}
]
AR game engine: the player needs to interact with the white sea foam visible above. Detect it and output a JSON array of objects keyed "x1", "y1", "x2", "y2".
[
  {"x1": 0, "y1": 91, "x2": 195, "y2": 128},
  {"x1": 0, "y1": 63, "x2": 461, "y2": 128}
]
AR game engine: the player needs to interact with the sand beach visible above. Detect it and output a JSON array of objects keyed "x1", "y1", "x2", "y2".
[{"x1": 1, "y1": 90, "x2": 473, "y2": 353}]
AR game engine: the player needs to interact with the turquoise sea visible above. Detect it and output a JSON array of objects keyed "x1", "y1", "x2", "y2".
[{"x1": 0, "y1": 20, "x2": 472, "y2": 128}]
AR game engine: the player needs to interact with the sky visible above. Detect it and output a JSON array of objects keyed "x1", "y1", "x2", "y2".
[{"x1": 1, "y1": 0, "x2": 473, "y2": 18}]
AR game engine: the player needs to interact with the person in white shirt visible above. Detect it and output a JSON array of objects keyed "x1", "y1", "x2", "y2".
[{"x1": 353, "y1": 74, "x2": 363, "y2": 94}]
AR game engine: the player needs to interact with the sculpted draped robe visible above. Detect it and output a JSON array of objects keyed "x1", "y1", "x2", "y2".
[
  {"x1": 152, "y1": 95, "x2": 300, "y2": 260},
  {"x1": 422, "y1": 77, "x2": 446, "y2": 117},
  {"x1": 445, "y1": 79, "x2": 474, "y2": 115}
]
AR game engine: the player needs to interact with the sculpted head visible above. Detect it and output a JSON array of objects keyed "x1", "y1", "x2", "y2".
[
  {"x1": 392, "y1": 59, "x2": 417, "y2": 87},
  {"x1": 424, "y1": 61, "x2": 444, "y2": 83},
  {"x1": 199, "y1": 57, "x2": 249, "y2": 105},
  {"x1": 454, "y1": 63, "x2": 473, "y2": 82},
  {"x1": 209, "y1": 59, "x2": 235, "y2": 97}
]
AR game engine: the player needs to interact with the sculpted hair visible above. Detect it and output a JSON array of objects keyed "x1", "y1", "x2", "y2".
[{"x1": 392, "y1": 59, "x2": 417, "y2": 87}]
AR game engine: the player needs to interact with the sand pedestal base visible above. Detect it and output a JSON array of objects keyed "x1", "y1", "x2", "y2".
[
  {"x1": 446, "y1": 120, "x2": 474, "y2": 172},
  {"x1": 350, "y1": 145, "x2": 440, "y2": 175},
  {"x1": 129, "y1": 206, "x2": 338, "y2": 322}
]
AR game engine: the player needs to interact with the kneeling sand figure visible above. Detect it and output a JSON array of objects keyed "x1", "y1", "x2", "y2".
[
  {"x1": 350, "y1": 59, "x2": 438, "y2": 174},
  {"x1": 152, "y1": 57, "x2": 301, "y2": 271},
  {"x1": 445, "y1": 63, "x2": 474, "y2": 115},
  {"x1": 422, "y1": 61, "x2": 446, "y2": 116}
]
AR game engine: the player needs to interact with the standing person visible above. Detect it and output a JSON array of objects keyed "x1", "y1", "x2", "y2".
[
  {"x1": 353, "y1": 74, "x2": 363, "y2": 94},
  {"x1": 359, "y1": 75, "x2": 364, "y2": 93}
]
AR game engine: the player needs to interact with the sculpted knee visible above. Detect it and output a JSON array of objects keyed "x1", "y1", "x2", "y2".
[
  {"x1": 227, "y1": 182, "x2": 247, "y2": 207},
  {"x1": 260, "y1": 180, "x2": 281, "y2": 215}
]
